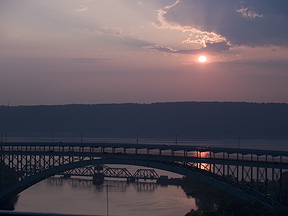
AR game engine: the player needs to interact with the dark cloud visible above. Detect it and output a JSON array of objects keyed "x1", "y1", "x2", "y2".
[
  {"x1": 144, "y1": 45, "x2": 176, "y2": 53},
  {"x1": 178, "y1": 42, "x2": 230, "y2": 54},
  {"x1": 164, "y1": 0, "x2": 288, "y2": 47},
  {"x1": 204, "y1": 42, "x2": 230, "y2": 51},
  {"x1": 145, "y1": 42, "x2": 230, "y2": 54}
]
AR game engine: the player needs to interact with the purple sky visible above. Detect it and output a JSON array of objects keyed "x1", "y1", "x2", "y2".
[{"x1": 1, "y1": 0, "x2": 288, "y2": 105}]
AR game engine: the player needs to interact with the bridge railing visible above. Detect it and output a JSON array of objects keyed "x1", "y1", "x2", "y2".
[{"x1": 2, "y1": 143, "x2": 288, "y2": 166}]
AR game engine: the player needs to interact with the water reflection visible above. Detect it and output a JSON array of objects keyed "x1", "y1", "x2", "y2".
[
  {"x1": 46, "y1": 177, "x2": 159, "y2": 193},
  {"x1": 14, "y1": 177, "x2": 198, "y2": 216}
]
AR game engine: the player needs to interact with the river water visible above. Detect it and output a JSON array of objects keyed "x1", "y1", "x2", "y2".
[
  {"x1": 14, "y1": 169, "x2": 194, "y2": 216},
  {"x1": 8, "y1": 138, "x2": 288, "y2": 215}
]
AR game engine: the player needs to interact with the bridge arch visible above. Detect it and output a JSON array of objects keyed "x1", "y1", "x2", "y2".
[
  {"x1": 2, "y1": 141, "x2": 287, "y2": 209},
  {"x1": 1, "y1": 156, "x2": 256, "y2": 207}
]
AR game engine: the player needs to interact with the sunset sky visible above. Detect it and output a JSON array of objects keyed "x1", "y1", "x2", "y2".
[{"x1": 1, "y1": 0, "x2": 288, "y2": 105}]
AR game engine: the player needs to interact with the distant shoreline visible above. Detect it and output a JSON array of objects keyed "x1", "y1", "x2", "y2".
[{"x1": 1, "y1": 101, "x2": 288, "y2": 140}]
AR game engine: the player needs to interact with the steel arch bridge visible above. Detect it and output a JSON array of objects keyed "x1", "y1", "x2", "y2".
[{"x1": 1, "y1": 141, "x2": 288, "y2": 209}]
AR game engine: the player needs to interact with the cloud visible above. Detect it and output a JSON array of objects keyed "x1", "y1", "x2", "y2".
[
  {"x1": 144, "y1": 42, "x2": 230, "y2": 54},
  {"x1": 158, "y1": 0, "x2": 288, "y2": 47},
  {"x1": 76, "y1": 5, "x2": 88, "y2": 12},
  {"x1": 153, "y1": 0, "x2": 227, "y2": 48},
  {"x1": 74, "y1": 23, "x2": 152, "y2": 54},
  {"x1": 78, "y1": 23, "x2": 128, "y2": 39},
  {"x1": 102, "y1": 26, "x2": 126, "y2": 38},
  {"x1": 236, "y1": 7, "x2": 263, "y2": 19},
  {"x1": 144, "y1": 45, "x2": 177, "y2": 53},
  {"x1": 201, "y1": 42, "x2": 230, "y2": 52}
]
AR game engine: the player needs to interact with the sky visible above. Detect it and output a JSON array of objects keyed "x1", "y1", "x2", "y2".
[{"x1": 1, "y1": 0, "x2": 288, "y2": 105}]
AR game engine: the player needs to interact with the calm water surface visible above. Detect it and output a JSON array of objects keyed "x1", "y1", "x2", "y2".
[{"x1": 14, "y1": 176, "x2": 196, "y2": 216}]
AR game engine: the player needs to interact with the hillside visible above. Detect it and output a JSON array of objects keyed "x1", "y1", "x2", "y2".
[{"x1": 0, "y1": 102, "x2": 288, "y2": 139}]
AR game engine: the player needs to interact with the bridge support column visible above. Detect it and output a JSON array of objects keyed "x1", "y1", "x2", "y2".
[
  {"x1": 199, "y1": 151, "x2": 201, "y2": 170},
  {"x1": 241, "y1": 166, "x2": 244, "y2": 191},
  {"x1": 256, "y1": 158, "x2": 259, "y2": 199},
  {"x1": 279, "y1": 168, "x2": 283, "y2": 204},
  {"x1": 279, "y1": 156, "x2": 283, "y2": 205},
  {"x1": 265, "y1": 167, "x2": 268, "y2": 197},
  {"x1": 227, "y1": 154, "x2": 229, "y2": 184},
  {"x1": 251, "y1": 166, "x2": 253, "y2": 190},
  {"x1": 264, "y1": 155, "x2": 268, "y2": 198},
  {"x1": 250, "y1": 155, "x2": 253, "y2": 190},
  {"x1": 212, "y1": 152, "x2": 215, "y2": 179},
  {"x1": 236, "y1": 164, "x2": 239, "y2": 183},
  {"x1": 272, "y1": 165, "x2": 275, "y2": 207},
  {"x1": 93, "y1": 165, "x2": 104, "y2": 185}
]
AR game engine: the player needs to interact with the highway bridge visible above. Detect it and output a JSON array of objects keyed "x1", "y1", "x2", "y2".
[{"x1": 1, "y1": 141, "x2": 288, "y2": 209}]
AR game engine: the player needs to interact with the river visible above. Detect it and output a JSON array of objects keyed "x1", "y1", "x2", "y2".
[{"x1": 14, "y1": 169, "x2": 194, "y2": 216}]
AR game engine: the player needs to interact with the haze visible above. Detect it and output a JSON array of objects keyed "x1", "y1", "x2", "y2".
[{"x1": 1, "y1": 0, "x2": 288, "y2": 105}]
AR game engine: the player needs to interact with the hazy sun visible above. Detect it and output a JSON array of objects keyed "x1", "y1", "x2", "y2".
[{"x1": 198, "y1": 55, "x2": 207, "y2": 63}]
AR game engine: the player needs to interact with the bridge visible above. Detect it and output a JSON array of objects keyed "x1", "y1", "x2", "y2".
[
  {"x1": 1, "y1": 141, "x2": 288, "y2": 209},
  {"x1": 59, "y1": 165, "x2": 160, "y2": 182}
]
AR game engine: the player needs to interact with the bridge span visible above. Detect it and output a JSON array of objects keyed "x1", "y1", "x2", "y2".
[
  {"x1": 1, "y1": 141, "x2": 288, "y2": 209},
  {"x1": 59, "y1": 165, "x2": 160, "y2": 182}
]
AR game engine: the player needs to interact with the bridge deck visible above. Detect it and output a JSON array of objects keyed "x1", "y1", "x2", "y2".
[{"x1": 1, "y1": 142, "x2": 288, "y2": 167}]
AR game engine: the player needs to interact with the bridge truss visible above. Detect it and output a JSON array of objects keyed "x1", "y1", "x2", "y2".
[
  {"x1": 1, "y1": 141, "x2": 288, "y2": 209},
  {"x1": 59, "y1": 165, "x2": 159, "y2": 180}
]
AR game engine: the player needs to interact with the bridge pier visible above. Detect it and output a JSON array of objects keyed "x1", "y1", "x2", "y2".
[
  {"x1": 127, "y1": 177, "x2": 135, "y2": 183},
  {"x1": 92, "y1": 173, "x2": 104, "y2": 185},
  {"x1": 92, "y1": 165, "x2": 104, "y2": 185},
  {"x1": 62, "y1": 174, "x2": 71, "y2": 179}
]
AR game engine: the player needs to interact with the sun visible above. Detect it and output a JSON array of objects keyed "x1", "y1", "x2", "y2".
[{"x1": 198, "y1": 55, "x2": 207, "y2": 63}]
